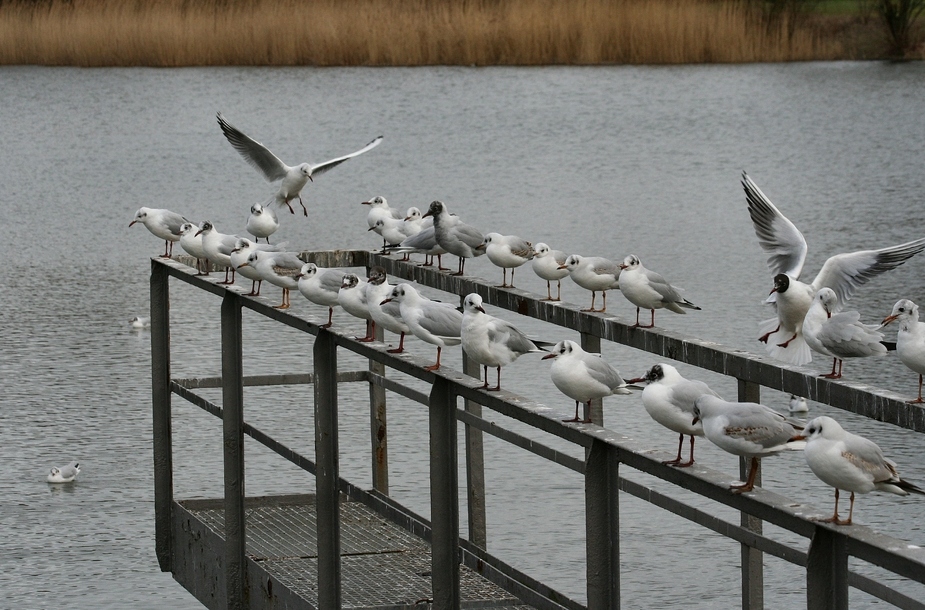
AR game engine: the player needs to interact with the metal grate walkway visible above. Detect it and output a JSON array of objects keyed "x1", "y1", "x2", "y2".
[{"x1": 181, "y1": 495, "x2": 536, "y2": 609}]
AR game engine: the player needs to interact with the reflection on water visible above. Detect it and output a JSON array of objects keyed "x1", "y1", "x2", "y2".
[{"x1": 1, "y1": 62, "x2": 925, "y2": 608}]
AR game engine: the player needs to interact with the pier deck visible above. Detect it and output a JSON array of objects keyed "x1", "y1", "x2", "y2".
[{"x1": 173, "y1": 494, "x2": 535, "y2": 610}]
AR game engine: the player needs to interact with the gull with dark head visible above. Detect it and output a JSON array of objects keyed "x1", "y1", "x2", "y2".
[
  {"x1": 559, "y1": 254, "x2": 621, "y2": 313},
  {"x1": 339, "y1": 273, "x2": 374, "y2": 341},
  {"x1": 881, "y1": 299, "x2": 925, "y2": 403},
  {"x1": 217, "y1": 112, "x2": 382, "y2": 217},
  {"x1": 381, "y1": 283, "x2": 463, "y2": 371},
  {"x1": 230, "y1": 238, "x2": 284, "y2": 296},
  {"x1": 47, "y1": 461, "x2": 80, "y2": 483},
  {"x1": 238, "y1": 250, "x2": 303, "y2": 309},
  {"x1": 130, "y1": 207, "x2": 189, "y2": 258},
  {"x1": 618, "y1": 254, "x2": 700, "y2": 328},
  {"x1": 423, "y1": 200, "x2": 486, "y2": 276},
  {"x1": 743, "y1": 172, "x2": 925, "y2": 366},
  {"x1": 366, "y1": 267, "x2": 409, "y2": 353},
  {"x1": 196, "y1": 221, "x2": 239, "y2": 284},
  {"x1": 296, "y1": 263, "x2": 345, "y2": 328},
  {"x1": 542, "y1": 340, "x2": 631, "y2": 423},
  {"x1": 802, "y1": 287, "x2": 886, "y2": 379},
  {"x1": 178, "y1": 221, "x2": 208, "y2": 275}
]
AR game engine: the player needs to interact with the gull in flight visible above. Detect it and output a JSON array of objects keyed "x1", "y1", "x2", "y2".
[
  {"x1": 484, "y1": 233, "x2": 534, "y2": 288},
  {"x1": 797, "y1": 416, "x2": 924, "y2": 525},
  {"x1": 628, "y1": 363, "x2": 721, "y2": 467},
  {"x1": 802, "y1": 287, "x2": 886, "y2": 379},
  {"x1": 559, "y1": 254, "x2": 621, "y2": 313},
  {"x1": 47, "y1": 461, "x2": 80, "y2": 483},
  {"x1": 381, "y1": 283, "x2": 463, "y2": 371},
  {"x1": 531, "y1": 243, "x2": 569, "y2": 301},
  {"x1": 881, "y1": 299, "x2": 925, "y2": 403},
  {"x1": 130, "y1": 207, "x2": 189, "y2": 258},
  {"x1": 461, "y1": 293, "x2": 550, "y2": 390},
  {"x1": 217, "y1": 112, "x2": 382, "y2": 217},
  {"x1": 618, "y1": 254, "x2": 700, "y2": 328},
  {"x1": 742, "y1": 172, "x2": 925, "y2": 366},
  {"x1": 693, "y1": 395, "x2": 804, "y2": 493},
  {"x1": 542, "y1": 340, "x2": 631, "y2": 423}
]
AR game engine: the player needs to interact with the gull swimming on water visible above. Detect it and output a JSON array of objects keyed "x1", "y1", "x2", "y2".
[
  {"x1": 797, "y1": 416, "x2": 924, "y2": 525},
  {"x1": 801, "y1": 287, "x2": 886, "y2": 379},
  {"x1": 618, "y1": 254, "x2": 700, "y2": 328},
  {"x1": 484, "y1": 233, "x2": 533, "y2": 288},
  {"x1": 531, "y1": 243, "x2": 569, "y2": 301},
  {"x1": 559, "y1": 254, "x2": 621, "y2": 313},
  {"x1": 881, "y1": 299, "x2": 925, "y2": 403},
  {"x1": 742, "y1": 172, "x2": 925, "y2": 366},
  {"x1": 542, "y1": 340, "x2": 631, "y2": 423},
  {"x1": 381, "y1": 283, "x2": 463, "y2": 371},
  {"x1": 47, "y1": 461, "x2": 80, "y2": 483},
  {"x1": 130, "y1": 316, "x2": 151, "y2": 329},
  {"x1": 217, "y1": 112, "x2": 382, "y2": 217},
  {"x1": 246, "y1": 203, "x2": 279, "y2": 243},
  {"x1": 296, "y1": 263, "x2": 345, "y2": 328},
  {"x1": 130, "y1": 207, "x2": 189, "y2": 258},
  {"x1": 461, "y1": 293, "x2": 550, "y2": 390}
]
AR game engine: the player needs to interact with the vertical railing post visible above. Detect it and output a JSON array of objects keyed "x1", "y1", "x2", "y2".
[
  {"x1": 461, "y1": 294, "x2": 487, "y2": 549},
  {"x1": 150, "y1": 260, "x2": 173, "y2": 572},
  {"x1": 806, "y1": 526, "x2": 849, "y2": 609},
  {"x1": 585, "y1": 439, "x2": 620, "y2": 609},
  {"x1": 369, "y1": 317, "x2": 389, "y2": 494},
  {"x1": 315, "y1": 329, "x2": 342, "y2": 609},
  {"x1": 429, "y1": 377, "x2": 460, "y2": 610},
  {"x1": 738, "y1": 379, "x2": 763, "y2": 610},
  {"x1": 580, "y1": 333, "x2": 603, "y2": 425},
  {"x1": 221, "y1": 292, "x2": 247, "y2": 610}
]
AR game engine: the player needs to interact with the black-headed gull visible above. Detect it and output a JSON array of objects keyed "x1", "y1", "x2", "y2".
[
  {"x1": 339, "y1": 273, "x2": 374, "y2": 341},
  {"x1": 230, "y1": 238, "x2": 284, "y2": 296},
  {"x1": 178, "y1": 222, "x2": 209, "y2": 275},
  {"x1": 460, "y1": 293, "x2": 550, "y2": 390},
  {"x1": 743, "y1": 172, "x2": 925, "y2": 366},
  {"x1": 559, "y1": 254, "x2": 621, "y2": 313},
  {"x1": 788, "y1": 395, "x2": 809, "y2": 413},
  {"x1": 797, "y1": 416, "x2": 924, "y2": 525},
  {"x1": 692, "y1": 395, "x2": 804, "y2": 493},
  {"x1": 381, "y1": 283, "x2": 463, "y2": 371},
  {"x1": 217, "y1": 112, "x2": 382, "y2": 217},
  {"x1": 366, "y1": 267, "x2": 409, "y2": 353},
  {"x1": 383, "y1": 225, "x2": 448, "y2": 270},
  {"x1": 246, "y1": 203, "x2": 279, "y2": 243},
  {"x1": 881, "y1": 299, "x2": 925, "y2": 403},
  {"x1": 630, "y1": 363, "x2": 721, "y2": 467},
  {"x1": 196, "y1": 221, "x2": 239, "y2": 284},
  {"x1": 531, "y1": 243, "x2": 569, "y2": 301},
  {"x1": 47, "y1": 461, "x2": 80, "y2": 483},
  {"x1": 484, "y1": 233, "x2": 533, "y2": 288},
  {"x1": 130, "y1": 316, "x2": 151, "y2": 330},
  {"x1": 238, "y1": 250, "x2": 303, "y2": 309},
  {"x1": 802, "y1": 287, "x2": 886, "y2": 379},
  {"x1": 423, "y1": 201, "x2": 486, "y2": 276},
  {"x1": 618, "y1": 254, "x2": 700, "y2": 328},
  {"x1": 542, "y1": 340, "x2": 631, "y2": 423},
  {"x1": 296, "y1": 263, "x2": 345, "y2": 328},
  {"x1": 130, "y1": 207, "x2": 189, "y2": 258}
]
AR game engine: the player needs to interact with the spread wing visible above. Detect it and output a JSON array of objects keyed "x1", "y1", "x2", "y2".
[
  {"x1": 742, "y1": 172, "x2": 807, "y2": 278},
  {"x1": 217, "y1": 112, "x2": 288, "y2": 181},
  {"x1": 309, "y1": 136, "x2": 383, "y2": 177}
]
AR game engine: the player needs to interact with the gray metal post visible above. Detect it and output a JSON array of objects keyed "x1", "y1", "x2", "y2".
[
  {"x1": 429, "y1": 377, "x2": 460, "y2": 610},
  {"x1": 221, "y1": 293, "x2": 247, "y2": 610},
  {"x1": 150, "y1": 261, "x2": 173, "y2": 572},
  {"x1": 315, "y1": 330, "x2": 342, "y2": 609},
  {"x1": 807, "y1": 526, "x2": 849, "y2": 609},
  {"x1": 585, "y1": 439, "x2": 620, "y2": 609},
  {"x1": 461, "y1": 293, "x2": 487, "y2": 549},
  {"x1": 369, "y1": 320, "x2": 389, "y2": 494},
  {"x1": 738, "y1": 379, "x2": 763, "y2": 610},
  {"x1": 580, "y1": 333, "x2": 603, "y2": 425}
]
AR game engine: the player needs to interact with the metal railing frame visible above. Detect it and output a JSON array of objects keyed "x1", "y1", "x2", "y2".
[{"x1": 151, "y1": 251, "x2": 925, "y2": 610}]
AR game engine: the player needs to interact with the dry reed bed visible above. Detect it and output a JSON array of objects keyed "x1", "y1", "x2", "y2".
[{"x1": 0, "y1": 0, "x2": 841, "y2": 66}]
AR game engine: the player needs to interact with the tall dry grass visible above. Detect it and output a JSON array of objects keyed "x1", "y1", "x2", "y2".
[{"x1": 0, "y1": 0, "x2": 843, "y2": 66}]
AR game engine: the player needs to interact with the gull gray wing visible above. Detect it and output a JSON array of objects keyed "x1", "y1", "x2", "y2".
[
  {"x1": 309, "y1": 136, "x2": 383, "y2": 177},
  {"x1": 418, "y1": 303, "x2": 463, "y2": 338},
  {"x1": 509, "y1": 237, "x2": 534, "y2": 259},
  {"x1": 583, "y1": 355, "x2": 626, "y2": 391},
  {"x1": 453, "y1": 222, "x2": 486, "y2": 249},
  {"x1": 217, "y1": 113, "x2": 288, "y2": 181},
  {"x1": 642, "y1": 267, "x2": 684, "y2": 302},
  {"x1": 672, "y1": 379, "x2": 721, "y2": 410},
  {"x1": 162, "y1": 211, "x2": 190, "y2": 236},
  {"x1": 724, "y1": 403, "x2": 796, "y2": 447},
  {"x1": 742, "y1": 172, "x2": 807, "y2": 278},
  {"x1": 841, "y1": 435, "x2": 895, "y2": 481},
  {"x1": 271, "y1": 252, "x2": 305, "y2": 274},
  {"x1": 320, "y1": 269, "x2": 347, "y2": 292},
  {"x1": 486, "y1": 319, "x2": 539, "y2": 355}
]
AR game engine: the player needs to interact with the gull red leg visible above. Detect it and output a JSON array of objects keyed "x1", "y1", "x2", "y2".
[
  {"x1": 562, "y1": 400, "x2": 581, "y2": 423},
  {"x1": 662, "y1": 433, "x2": 684, "y2": 465},
  {"x1": 731, "y1": 457, "x2": 759, "y2": 493},
  {"x1": 320, "y1": 307, "x2": 334, "y2": 329},
  {"x1": 487, "y1": 366, "x2": 502, "y2": 392},
  {"x1": 424, "y1": 346, "x2": 443, "y2": 371},
  {"x1": 676, "y1": 435, "x2": 696, "y2": 468},
  {"x1": 912, "y1": 374, "x2": 925, "y2": 404},
  {"x1": 758, "y1": 324, "x2": 780, "y2": 343},
  {"x1": 387, "y1": 332, "x2": 405, "y2": 354}
]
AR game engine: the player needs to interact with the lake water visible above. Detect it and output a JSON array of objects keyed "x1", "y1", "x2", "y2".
[{"x1": 1, "y1": 62, "x2": 924, "y2": 609}]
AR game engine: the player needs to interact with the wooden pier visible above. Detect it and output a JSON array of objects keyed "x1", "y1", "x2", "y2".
[{"x1": 151, "y1": 250, "x2": 925, "y2": 610}]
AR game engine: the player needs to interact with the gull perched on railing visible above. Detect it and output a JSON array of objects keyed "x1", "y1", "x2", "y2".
[
  {"x1": 296, "y1": 263, "x2": 345, "y2": 328},
  {"x1": 365, "y1": 267, "x2": 409, "y2": 353},
  {"x1": 484, "y1": 233, "x2": 533, "y2": 288},
  {"x1": 130, "y1": 207, "x2": 189, "y2": 258},
  {"x1": 558, "y1": 254, "x2": 621, "y2": 313},
  {"x1": 531, "y1": 243, "x2": 569, "y2": 301},
  {"x1": 423, "y1": 200, "x2": 486, "y2": 276},
  {"x1": 178, "y1": 222, "x2": 208, "y2": 275},
  {"x1": 802, "y1": 287, "x2": 886, "y2": 379},
  {"x1": 381, "y1": 283, "x2": 463, "y2": 371},
  {"x1": 881, "y1": 299, "x2": 925, "y2": 403},
  {"x1": 339, "y1": 273, "x2": 374, "y2": 342},
  {"x1": 618, "y1": 254, "x2": 700, "y2": 328},
  {"x1": 542, "y1": 340, "x2": 632, "y2": 423},
  {"x1": 246, "y1": 203, "x2": 279, "y2": 244},
  {"x1": 239, "y1": 250, "x2": 303, "y2": 309}
]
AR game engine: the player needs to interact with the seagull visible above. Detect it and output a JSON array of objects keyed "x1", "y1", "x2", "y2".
[
  {"x1": 338, "y1": 273, "x2": 374, "y2": 341},
  {"x1": 742, "y1": 172, "x2": 925, "y2": 366},
  {"x1": 363, "y1": 196, "x2": 402, "y2": 228},
  {"x1": 196, "y1": 221, "x2": 239, "y2": 284},
  {"x1": 401, "y1": 207, "x2": 426, "y2": 236},
  {"x1": 629, "y1": 363, "x2": 721, "y2": 467},
  {"x1": 246, "y1": 202, "x2": 279, "y2": 243},
  {"x1": 802, "y1": 287, "x2": 886, "y2": 379},
  {"x1": 542, "y1": 340, "x2": 631, "y2": 423},
  {"x1": 238, "y1": 250, "x2": 303, "y2": 309},
  {"x1": 383, "y1": 225, "x2": 449, "y2": 270},
  {"x1": 296, "y1": 263, "x2": 345, "y2": 328},
  {"x1": 381, "y1": 283, "x2": 463, "y2": 371},
  {"x1": 47, "y1": 461, "x2": 80, "y2": 483},
  {"x1": 178, "y1": 222, "x2": 209, "y2": 275},
  {"x1": 130, "y1": 316, "x2": 151, "y2": 329},
  {"x1": 129, "y1": 207, "x2": 189, "y2": 258},
  {"x1": 461, "y1": 293, "x2": 550, "y2": 390},
  {"x1": 618, "y1": 254, "x2": 700, "y2": 328},
  {"x1": 366, "y1": 266, "x2": 409, "y2": 353},
  {"x1": 881, "y1": 299, "x2": 925, "y2": 403},
  {"x1": 789, "y1": 395, "x2": 809, "y2": 413},
  {"x1": 368, "y1": 217, "x2": 410, "y2": 250},
  {"x1": 423, "y1": 201, "x2": 486, "y2": 276},
  {"x1": 217, "y1": 112, "x2": 382, "y2": 217},
  {"x1": 559, "y1": 254, "x2": 621, "y2": 313},
  {"x1": 798, "y1": 416, "x2": 925, "y2": 525},
  {"x1": 230, "y1": 238, "x2": 284, "y2": 296},
  {"x1": 531, "y1": 243, "x2": 569, "y2": 301},
  {"x1": 692, "y1": 395, "x2": 804, "y2": 493},
  {"x1": 484, "y1": 233, "x2": 534, "y2": 288}
]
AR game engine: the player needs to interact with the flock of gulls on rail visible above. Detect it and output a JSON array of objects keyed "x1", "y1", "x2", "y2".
[{"x1": 114, "y1": 112, "x2": 925, "y2": 528}]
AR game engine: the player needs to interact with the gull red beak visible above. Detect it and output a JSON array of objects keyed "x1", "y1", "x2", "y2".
[
  {"x1": 476, "y1": 306, "x2": 485, "y2": 313},
  {"x1": 691, "y1": 416, "x2": 700, "y2": 425},
  {"x1": 882, "y1": 314, "x2": 898, "y2": 326},
  {"x1": 195, "y1": 229, "x2": 204, "y2": 237},
  {"x1": 380, "y1": 298, "x2": 392, "y2": 305},
  {"x1": 129, "y1": 220, "x2": 137, "y2": 227},
  {"x1": 236, "y1": 262, "x2": 249, "y2": 269},
  {"x1": 367, "y1": 226, "x2": 376, "y2": 232},
  {"x1": 541, "y1": 353, "x2": 556, "y2": 360}
]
